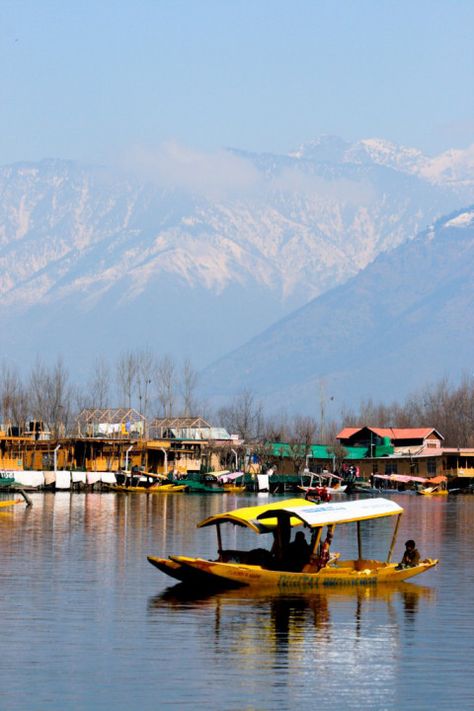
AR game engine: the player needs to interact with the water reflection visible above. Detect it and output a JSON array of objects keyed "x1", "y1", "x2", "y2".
[
  {"x1": 0, "y1": 491, "x2": 472, "y2": 711},
  {"x1": 150, "y1": 582, "x2": 435, "y2": 643}
]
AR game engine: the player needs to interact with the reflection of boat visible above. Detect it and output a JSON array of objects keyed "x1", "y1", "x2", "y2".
[
  {"x1": 417, "y1": 475, "x2": 448, "y2": 496},
  {"x1": 0, "y1": 498, "x2": 23, "y2": 508},
  {"x1": 151, "y1": 579, "x2": 436, "y2": 608},
  {"x1": 148, "y1": 497, "x2": 438, "y2": 590}
]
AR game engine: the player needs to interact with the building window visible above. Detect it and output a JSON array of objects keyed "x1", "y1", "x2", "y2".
[
  {"x1": 385, "y1": 461, "x2": 397, "y2": 475},
  {"x1": 427, "y1": 458, "x2": 437, "y2": 475}
]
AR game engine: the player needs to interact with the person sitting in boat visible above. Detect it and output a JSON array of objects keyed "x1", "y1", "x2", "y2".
[
  {"x1": 397, "y1": 539, "x2": 420, "y2": 569},
  {"x1": 285, "y1": 530, "x2": 311, "y2": 571},
  {"x1": 317, "y1": 529, "x2": 333, "y2": 571}
]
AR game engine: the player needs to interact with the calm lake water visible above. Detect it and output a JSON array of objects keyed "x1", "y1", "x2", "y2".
[{"x1": 0, "y1": 490, "x2": 473, "y2": 710}]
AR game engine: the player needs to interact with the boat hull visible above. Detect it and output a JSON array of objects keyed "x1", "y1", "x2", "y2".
[
  {"x1": 107, "y1": 484, "x2": 187, "y2": 493},
  {"x1": 156, "y1": 555, "x2": 438, "y2": 590}
]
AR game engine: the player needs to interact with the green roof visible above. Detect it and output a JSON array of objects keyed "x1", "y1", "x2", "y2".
[{"x1": 267, "y1": 442, "x2": 370, "y2": 460}]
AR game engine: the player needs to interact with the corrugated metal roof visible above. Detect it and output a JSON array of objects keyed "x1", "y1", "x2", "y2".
[{"x1": 337, "y1": 426, "x2": 444, "y2": 441}]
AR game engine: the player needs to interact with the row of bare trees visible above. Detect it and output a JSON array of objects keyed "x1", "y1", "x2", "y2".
[
  {"x1": 0, "y1": 350, "x2": 202, "y2": 435},
  {"x1": 1, "y1": 350, "x2": 473, "y2": 448},
  {"x1": 340, "y1": 375, "x2": 474, "y2": 447}
]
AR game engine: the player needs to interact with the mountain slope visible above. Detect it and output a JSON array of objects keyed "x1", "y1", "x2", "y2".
[
  {"x1": 0, "y1": 138, "x2": 473, "y2": 372},
  {"x1": 201, "y1": 207, "x2": 474, "y2": 411}
]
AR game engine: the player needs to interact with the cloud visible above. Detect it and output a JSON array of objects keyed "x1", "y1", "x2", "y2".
[
  {"x1": 121, "y1": 141, "x2": 261, "y2": 199},
  {"x1": 119, "y1": 140, "x2": 376, "y2": 205}
]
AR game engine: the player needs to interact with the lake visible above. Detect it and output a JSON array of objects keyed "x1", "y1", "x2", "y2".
[{"x1": 0, "y1": 491, "x2": 473, "y2": 710}]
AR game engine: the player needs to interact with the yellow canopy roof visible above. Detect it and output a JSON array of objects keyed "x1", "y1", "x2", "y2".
[{"x1": 197, "y1": 498, "x2": 309, "y2": 533}]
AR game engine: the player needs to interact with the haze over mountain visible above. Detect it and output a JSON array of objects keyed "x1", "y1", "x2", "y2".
[
  {"x1": 201, "y1": 206, "x2": 474, "y2": 412},
  {"x1": 0, "y1": 136, "x2": 473, "y2": 383}
]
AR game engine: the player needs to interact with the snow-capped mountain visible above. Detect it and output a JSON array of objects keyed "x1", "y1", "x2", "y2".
[
  {"x1": 292, "y1": 135, "x2": 474, "y2": 185},
  {"x1": 0, "y1": 137, "x2": 473, "y2": 376},
  {"x1": 201, "y1": 206, "x2": 474, "y2": 411}
]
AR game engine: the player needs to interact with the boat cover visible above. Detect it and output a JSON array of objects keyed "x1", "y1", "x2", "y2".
[
  {"x1": 257, "y1": 497, "x2": 403, "y2": 528},
  {"x1": 198, "y1": 498, "x2": 309, "y2": 533},
  {"x1": 374, "y1": 474, "x2": 428, "y2": 484}
]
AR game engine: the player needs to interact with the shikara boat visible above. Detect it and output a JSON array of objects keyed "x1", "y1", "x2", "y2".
[
  {"x1": 107, "y1": 470, "x2": 187, "y2": 493},
  {"x1": 417, "y1": 475, "x2": 448, "y2": 496},
  {"x1": 298, "y1": 471, "x2": 347, "y2": 496},
  {"x1": 217, "y1": 471, "x2": 247, "y2": 493},
  {"x1": 148, "y1": 497, "x2": 438, "y2": 590}
]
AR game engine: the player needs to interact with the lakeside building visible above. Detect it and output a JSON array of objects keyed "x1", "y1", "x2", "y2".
[
  {"x1": 1, "y1": 419, "x2": 474, "y2": 488},
  {"x1": 265, "y1": 426, "x2": 474, "y2": 483}
]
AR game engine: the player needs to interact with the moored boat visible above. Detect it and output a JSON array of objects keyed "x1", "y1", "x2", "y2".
[
  {"x1": 107, "y1": 470, "x2": 187, "y2": 493},
  {"x1": 417, "y1": 475, "x2": 448, "y2": 496},
  {"x1": 148, "y1": 497, "x2": 438, "y2": 591},
  {"x1": 298, "y1": 471, "x2": 347, "y2": 496}
]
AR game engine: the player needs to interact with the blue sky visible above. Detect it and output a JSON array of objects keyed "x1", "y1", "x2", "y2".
[{"x1": 1, "y1": 0, "x2": 473, "y2": 164}]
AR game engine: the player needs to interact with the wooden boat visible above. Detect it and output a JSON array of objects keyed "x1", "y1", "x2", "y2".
[
  {"x1": 298, "y1": 471, "x2": 347, "y2": 496},
  {"x1": 217, "y1": 471, "x2": 247, "y2": 493},
  {"x1": 148, "y1": 497, "x2": 438, "y2": 590},
  {"x1": 417, "y1": 475, "x2": 448, "y2": 496},
  {"x1": 179, "y1": 479, "x2": 225, "y2": 493},
  {"x1": 107, "y1": 470, "x2": 187, "y2": 493}
]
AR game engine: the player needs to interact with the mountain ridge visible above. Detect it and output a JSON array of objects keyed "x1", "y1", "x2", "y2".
[{"x1": 0, "y1": 137, "x2": 473, "y2": 374}]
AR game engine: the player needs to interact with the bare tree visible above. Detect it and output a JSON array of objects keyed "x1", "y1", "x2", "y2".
[
  {"x1": 181, "y1": 358, "x2": 199, "y2": 416},
  {"x1": 217, "y1": 390, "x2": 264, "y2": 441},
  {"x1": 28, "y1": 357, "x2": 72, "y2": 436},
  {"x1": 261, "y1": 411, "x2": 292, "y2": 442},
  {"x1": 287, "y1": 415, "x2": 318, "y2": 473},
  {"x1": 87, "y1": 356, "x2": 111, "y2": 409},
  {"x1": 116, "y1": 351, "x2": 139, "y2": 409},
  {"x1": 136, "y1": 349, "x2": 156, "y2": 417},
  {"x1": 155, "y1": 355, "x2": 177, "y2": 417},
  {"x1": 0, "y1": 362, "x2": 29, "y2": 430}
]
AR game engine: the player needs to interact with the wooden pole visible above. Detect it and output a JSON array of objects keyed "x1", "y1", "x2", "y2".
[
  {"x1": 387, "y1": 513, "x2": 402, "y2": 563},
  {"x1": 216, "y1": 523, "x2": 223, "y2": 559},
  {"x1": 357, "y1": 521, "x2": 362, "y2": 560}
]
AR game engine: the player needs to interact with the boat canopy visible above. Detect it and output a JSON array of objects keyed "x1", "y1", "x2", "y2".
[
  {"x1": 426, "y1": 475, "x2": 447, "y2": 485},
  {"x1": 197, "y1": 498, "x2": 309, "y2": 533},
  {"x1": 217, "y1": 471, "x2": 244, "y2": 483},
  {"x1": 204, "y1": 470, "x2": 230, "y2": 479},
  {"x1": 257, "y1": 497, "x2": 403, "y2": 528},
  {"x1": 374, "y1": 473, "x2": 428, "y2": 484}
]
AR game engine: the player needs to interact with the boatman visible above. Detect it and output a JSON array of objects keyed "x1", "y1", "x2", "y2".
[{"x1": 398, "y1": 539, "x2": 421, "y2": 568}]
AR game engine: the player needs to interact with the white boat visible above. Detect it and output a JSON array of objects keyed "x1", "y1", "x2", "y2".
[{"x1": 299, "y1": 471, "x2": 347, "y2": 495}]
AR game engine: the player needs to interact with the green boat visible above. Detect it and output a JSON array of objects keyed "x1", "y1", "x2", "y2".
[
  {"x1": 0, "y1": 476, "x2": 16, "y2": 488},
  {"x1": 179, "y1": 479, "x2": 225, "y2": 493}
]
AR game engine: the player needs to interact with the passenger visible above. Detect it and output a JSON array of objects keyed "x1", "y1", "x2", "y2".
[
  {"x1": 286, "y1": 531, "x2": 311, "y2": 571},
  {"x1": 397, "y1": 539, "x2": 421, "y2": 569},
  {"x1": 317, "y1": 529, "x2": 333, "y2": 571}
]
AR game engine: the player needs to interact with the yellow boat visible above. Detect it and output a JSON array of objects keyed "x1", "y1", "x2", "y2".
[
  {"x1": 148, "y1": 497, "x2": 438, "y2": 590},
  {"x1": 108, "y1": 469, "x2": 188, "y2": 493},
  {"x1": 417, "y1": 475, "x2": 449, "y2": 496}
]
